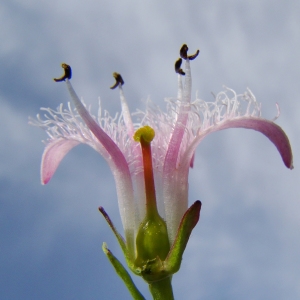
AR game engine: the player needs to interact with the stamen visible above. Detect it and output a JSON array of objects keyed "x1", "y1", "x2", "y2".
[
  {"x1": 110, "y1": 72, "x2": 124, "y2": 89},
  {"x1": 119, "y1": 84, "x2": 135, "y2": 137},
  {"x1": 188, "y1": 49, "x2": 200, "y2": 60},
  {"x1": 174, "y1": 58, "x2": 185, "y2": 75},
  {"x1": 53, "y1": 63, "x2": 72, "y2": 82},
  {"x1": 179, "y1": 44, "x2": 200, "y2": 61},
  {"x1": 180, "y1": 44, "x2": 189, "y2": 60}
]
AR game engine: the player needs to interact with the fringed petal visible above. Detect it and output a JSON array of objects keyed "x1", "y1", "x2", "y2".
[
  {"x1": 41, "y1": 138, "x2": 80, "y2": 184},
  {"x1": 222, "y1": 118, "x2": 293, "y2": 169},
  {"x1": 181, "y1": 117, "x2": 294, "y2": 174},
  {"x1": 162, "y1": 60, "x2": 192, "y2": 243},
  {"x1": 163, "y1": 60, "x2": 191, "y2": 176},
  {"x1": 65, "y1": 80, "x2": 136, "y2": 255},
  {"x1": 65, "y1": 80, "x2": 129, "y2": 173},
  {"x1": 118, "y1": 86, "x2": 145, "y2": 226}
]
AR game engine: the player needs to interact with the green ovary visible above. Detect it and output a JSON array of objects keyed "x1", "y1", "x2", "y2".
[{"x1": 135, "y1": 213, "x2": 170, "y2": 267}]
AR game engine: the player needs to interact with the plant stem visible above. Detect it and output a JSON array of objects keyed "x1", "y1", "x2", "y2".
[{"x1": 148, "y1": 277, "x2": 174, "y2": 300}]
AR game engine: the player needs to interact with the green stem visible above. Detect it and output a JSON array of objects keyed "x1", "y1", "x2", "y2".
[{"x1": 148, "y1": 277, "x2": 174, "y2": 300}]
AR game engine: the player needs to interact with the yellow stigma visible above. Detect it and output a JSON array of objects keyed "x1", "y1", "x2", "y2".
[{"x1": 134, "y1": 126, "x2": 155, "y2": 143}]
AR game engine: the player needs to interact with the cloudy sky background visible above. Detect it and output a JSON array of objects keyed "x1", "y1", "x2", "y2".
[{"x1": 1, "y1": 1, "x2": 299, "y2": 299}]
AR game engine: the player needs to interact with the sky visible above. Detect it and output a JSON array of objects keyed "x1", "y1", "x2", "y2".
[{"x1": 1, "y1": 0, "x2": 299, "y2": 299}]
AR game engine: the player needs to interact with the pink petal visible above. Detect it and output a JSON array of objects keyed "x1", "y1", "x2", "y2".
[
  {"x1": 65, "y1": 80, "x2": 129, "y2": 174},
  {"x1": 189, "y1": 152, "x2": 195, "y2": 168},
  {"x1": 223, "y1": 118, "x2": 293, "y2": 169},
  {"x1": 65, "y1": 80, "x2": 136, "y2": 254},
  {"x1": 162, "y1": 61, "x2": 192, "y2": 242},
  {"x1": 181, "y1": 117, "x2": 294, "y2": 172},
  {"x1": 163, "y1": 60, "x2": 192, "y2": 177},
  {"x1": 41, "y1": 138, "x2": 80, "y2": 184}
]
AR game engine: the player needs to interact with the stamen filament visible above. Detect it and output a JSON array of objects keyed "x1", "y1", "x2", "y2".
[{"x1": 119, "y1": 85, "x2": 135, "y2": 137}]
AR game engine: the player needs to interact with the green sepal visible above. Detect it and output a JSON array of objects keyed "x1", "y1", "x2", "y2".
[
  {"x1": 99, "y1": 207, "x2": 141, "y2": 275},
  {"x1": 102, "y1": 243, "x2": 146, "y2": 300},
  {"x1": 132, "y1": 201, "x2": 201, "y2": 282},
  {"x1": 99, "y1": 201, "x2": 201, "y2": 290},
  {"x1": 164, "y1": 200, "x2": 201, "y2": 274}
]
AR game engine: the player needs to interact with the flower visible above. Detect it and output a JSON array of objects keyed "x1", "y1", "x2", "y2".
[{"x1": 30, "y1": 46, "x2": 293, "y2": 268}]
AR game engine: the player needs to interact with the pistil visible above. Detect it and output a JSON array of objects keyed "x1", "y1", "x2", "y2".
[
  {"x1": 133, "y1": 126, "x2": 157, "y2": 217},
  {"x1": 134, "y1": 126, "x2": 170, "y2": 269}
]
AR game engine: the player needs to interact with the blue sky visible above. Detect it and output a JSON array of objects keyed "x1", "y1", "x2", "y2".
[{"x1": 1, "y1": 1, "x2": 299, "y2": 299}]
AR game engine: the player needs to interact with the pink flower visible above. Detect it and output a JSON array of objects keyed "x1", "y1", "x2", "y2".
[{"x1": 30, "y1": 51, "x2": 293, "y2": 261}]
